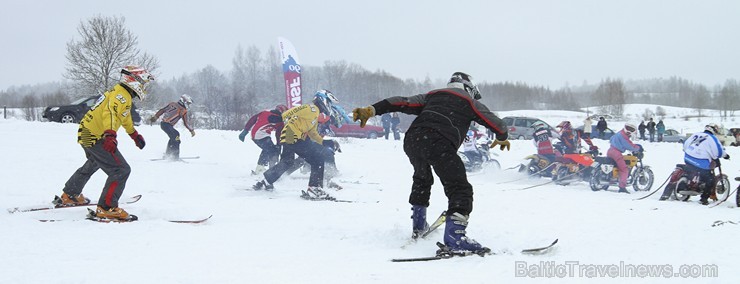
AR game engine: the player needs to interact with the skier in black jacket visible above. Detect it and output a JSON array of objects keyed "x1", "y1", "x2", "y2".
[{"x1": 352, "y1": 72, "x2": 509, "y2": 254}]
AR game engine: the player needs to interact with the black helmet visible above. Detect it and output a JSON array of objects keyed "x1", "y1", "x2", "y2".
[{"x1": 447, "y1": 72, "x2": 481, "y2": 100}]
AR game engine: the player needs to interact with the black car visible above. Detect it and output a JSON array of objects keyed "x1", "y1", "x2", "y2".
[{"x1": 42, "y1": 96, "x2": 141, "y2": 125}]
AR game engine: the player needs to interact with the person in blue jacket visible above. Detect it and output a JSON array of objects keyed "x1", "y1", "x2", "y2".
[{"x1": 662, "y1": 123, "x2": 730, "y2": 204}]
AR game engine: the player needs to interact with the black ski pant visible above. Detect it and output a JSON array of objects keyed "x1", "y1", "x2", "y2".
[
  {"x1": 253, "y1": 137, "x2": 280, "y2": 167},
  {"x1": 404, "y1": 127, "x2": 473, "y2": 216},
  {"x1": 160, "y1": 122, "x2": 180, "y2": 159},
  {"x1": 263, "y1": 139, "x2": 326, "y2": 187},
  {"x1": 62, "y1": 139, "x2": 131, "y2": 209}
]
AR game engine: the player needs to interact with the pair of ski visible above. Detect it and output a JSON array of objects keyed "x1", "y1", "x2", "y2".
[
  {"x1": 150, "y1": 156, "x2": 200, "y2": 162},
  {"x1": 8, "y1": 195, "x2": 211, "y2": 224},
  {"x1": 393, "y1": 211, "x2": 558, "y2": 262}
]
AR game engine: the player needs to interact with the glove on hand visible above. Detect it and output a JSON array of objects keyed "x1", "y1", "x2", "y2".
[
  {"x1": 490, "y1": 139, "x2": 511, "y2": 151},
  {"x1": 149, "y1": 116, "x2": 158, "y2": 123},
  {"x1": 129, "y1": 130, "x2": 146, "y2": 149},
  {"x1": 190, "y1": 129, "x2": 196, "y2": 137},
  {"x1": 352, "y1": 106, "x2": 375, "y2": 128},
  {"x1": 238, "y1": 129, "x2": 248, "y2": 142},
  {"x1": 102, "y1": 130, "x2": 118, "y2": 154}
]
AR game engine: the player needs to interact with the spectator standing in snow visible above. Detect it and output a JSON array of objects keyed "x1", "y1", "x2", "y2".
[
  {"x1": 656, "y1": 120, "x2": 665, "y2": 142},
  {"x1": 583, "y1": 116, "x2": 593, "y2": 138},
  {"x1": 352, "y1": 72, "x2": 509, "y2": 255},
  {"x1": 381, "y1": 113, "x2": 392, "y2": 139},
  {"x1": 391, "y1": 112, "x2": 401, "y2": 140},
  {"x1": 646, "y1": 118, "x2": 656, "y2": 142},
  {"x1": 638, "y1": 121, "x2": 647, "y2": 140},
  {"x1": 597, "y1": 117, "x2": 608, "y2": 139}
]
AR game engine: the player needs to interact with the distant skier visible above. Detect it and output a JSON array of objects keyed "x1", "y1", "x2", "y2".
[
  {"x1": 239, "y1": 105, "x2": 288, "y2": 175},
  {"x1": 352, "y1": 72, "x2": 509, "y2": 255},
  {"x1": 150, "y1": 94, "x2": 195, "y2": 160},
  {"x1": 53, "y1": 65, "x2": 152, "y2": 220}
]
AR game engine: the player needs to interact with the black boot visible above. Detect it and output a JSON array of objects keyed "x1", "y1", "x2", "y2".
[{"x1": 618, "y1": 187, "x2": 630, "y2": 194}]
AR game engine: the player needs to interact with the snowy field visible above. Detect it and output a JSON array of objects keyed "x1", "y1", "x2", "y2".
[{"x1": 1, "y1": 105, "x2": 739, "y2": 284}]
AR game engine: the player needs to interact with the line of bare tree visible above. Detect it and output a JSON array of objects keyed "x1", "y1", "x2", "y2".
[{"x1": 1, "y1": 15, "x2": 738, "y2": 127}]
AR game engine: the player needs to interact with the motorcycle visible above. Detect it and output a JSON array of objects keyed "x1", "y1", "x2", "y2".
[
  {"x1": 589, "y1": 150, "x2": 654, "y2": 192},
  {"x1": 458, "y1": 142, "x2": 500, "y2": 173},
  {"x1": 664, "y1": 161, "x2": 730, "y2": 202},
  {"x1": 551, "y1": 148, "x2": 599, "y2": 184},
  {"x1": 519, "y1": 154, "x2": 556, "y2": 177}
]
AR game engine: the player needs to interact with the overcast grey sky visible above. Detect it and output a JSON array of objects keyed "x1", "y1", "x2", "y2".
[{"x1": 1, "y1": 0, "x2": 739, "y2": 91}]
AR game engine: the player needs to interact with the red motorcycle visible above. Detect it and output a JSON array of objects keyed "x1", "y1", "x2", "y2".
[
  {"x1": 551, "y1": 148, "x2": 598, "y2": 184},
  {"x1": 663, "y1": 161, "x2": 730, "y2": 202}
]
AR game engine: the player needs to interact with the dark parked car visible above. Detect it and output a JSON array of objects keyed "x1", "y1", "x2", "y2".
[
  {"x1": 43, "y1": 95, "x2": 141, "y2": 125},
  {"x1": 502, "y1": 116, "x2": 554, "y2": 140}
]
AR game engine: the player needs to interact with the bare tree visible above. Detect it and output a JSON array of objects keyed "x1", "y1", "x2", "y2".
[
  {"x1": 594, "y1": 78, "x2": 625, "y2": 117},
  {"x1": 64, "y1": 15, "x2": 159, "y2": 95}
]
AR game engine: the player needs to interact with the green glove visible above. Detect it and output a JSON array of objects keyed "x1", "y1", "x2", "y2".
[
  {"x1": 490, "y1": 139, "x2": 511, "y2": 151},
  {"x1": 352, "y1": 106, "x2": 375, "y2": 128}
]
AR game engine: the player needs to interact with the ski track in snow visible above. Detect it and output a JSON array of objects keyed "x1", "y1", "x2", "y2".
[{"x1": 1, "y1": 105, "x2": 739, "y2": 283}]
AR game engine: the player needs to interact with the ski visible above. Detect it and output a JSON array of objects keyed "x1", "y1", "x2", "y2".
[
  {"x1": 150, "y1": 156, "x2": 200, "y2": 161},
  {"x1": 40, "y1": 211, "x2": 212, "y2": 224},
  {"x1": 521, "y1": 239, "x2": 559, "y2": 254},
  {"x1": 7, "y1": 194, "x2": 142, "y2": 214},
  {"x1": 419, "y1": 211, "x2": 447, "y2": 239},
  {"x1": 300, "y1": 190, "x2": 355, "y2": 203},
  {"x1": 392, "y1": 239, "x2": 558, "y2": 262},
  {"x1": 168, "y1": 215, "x2": 213, "y2": 224}
]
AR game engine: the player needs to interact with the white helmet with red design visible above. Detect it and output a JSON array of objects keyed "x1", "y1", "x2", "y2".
[{"x1": 120, "y1": 65, "x2": 154, "y2": 100}]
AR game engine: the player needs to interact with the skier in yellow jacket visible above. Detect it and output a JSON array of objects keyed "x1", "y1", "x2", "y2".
[
  {"x1": 53, "y1": 65, "x2": 153, "y2": 220},
  {"x1": 253, "y1": 90, "x2": 342, "y2": 200}
]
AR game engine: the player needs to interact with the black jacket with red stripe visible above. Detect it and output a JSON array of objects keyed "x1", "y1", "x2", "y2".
[{"x1": 371, "y1": 88, "x2": 508, "y2": 148}]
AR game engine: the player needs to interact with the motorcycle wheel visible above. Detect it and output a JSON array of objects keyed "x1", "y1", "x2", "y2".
[
  {"x1": 589, "y1": 171, "x2": 609, "y2": 191},
  {"x1": 554, "y1": 167, "x2": 570, "y2": 184},
  {"x1": 631, "y1": 167, "x2": 654, "y2": 192},
  {"x1": 714, "y1": 175, "x2": 731, "y2": 202},
  {"x1": 674, "y1": 177, "x2": 691, "y2": 201},
  {"x1": 483, "y1": 159, "x2": 501, "y2": 171}
]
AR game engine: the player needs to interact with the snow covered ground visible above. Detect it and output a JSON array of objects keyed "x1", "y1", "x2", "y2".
[{"x1": 1, "y1": 105, "x2": 739, "y2": 283}]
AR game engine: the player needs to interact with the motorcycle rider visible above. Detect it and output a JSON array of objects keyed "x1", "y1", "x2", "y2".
[
  {"x1": 660, "y1": 123, "x2": 730, "y2": 204},
  {"x1": 555, "y1": 121, "x2": 597, "y2": 154},
  {"x1": 608, "y1": 123, "x2": 642, "y2": 194}
]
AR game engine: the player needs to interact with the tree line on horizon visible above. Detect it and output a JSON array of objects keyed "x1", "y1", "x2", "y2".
[{"x1": 1, "y1": 15, "x2": 738, "y2": 129}]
